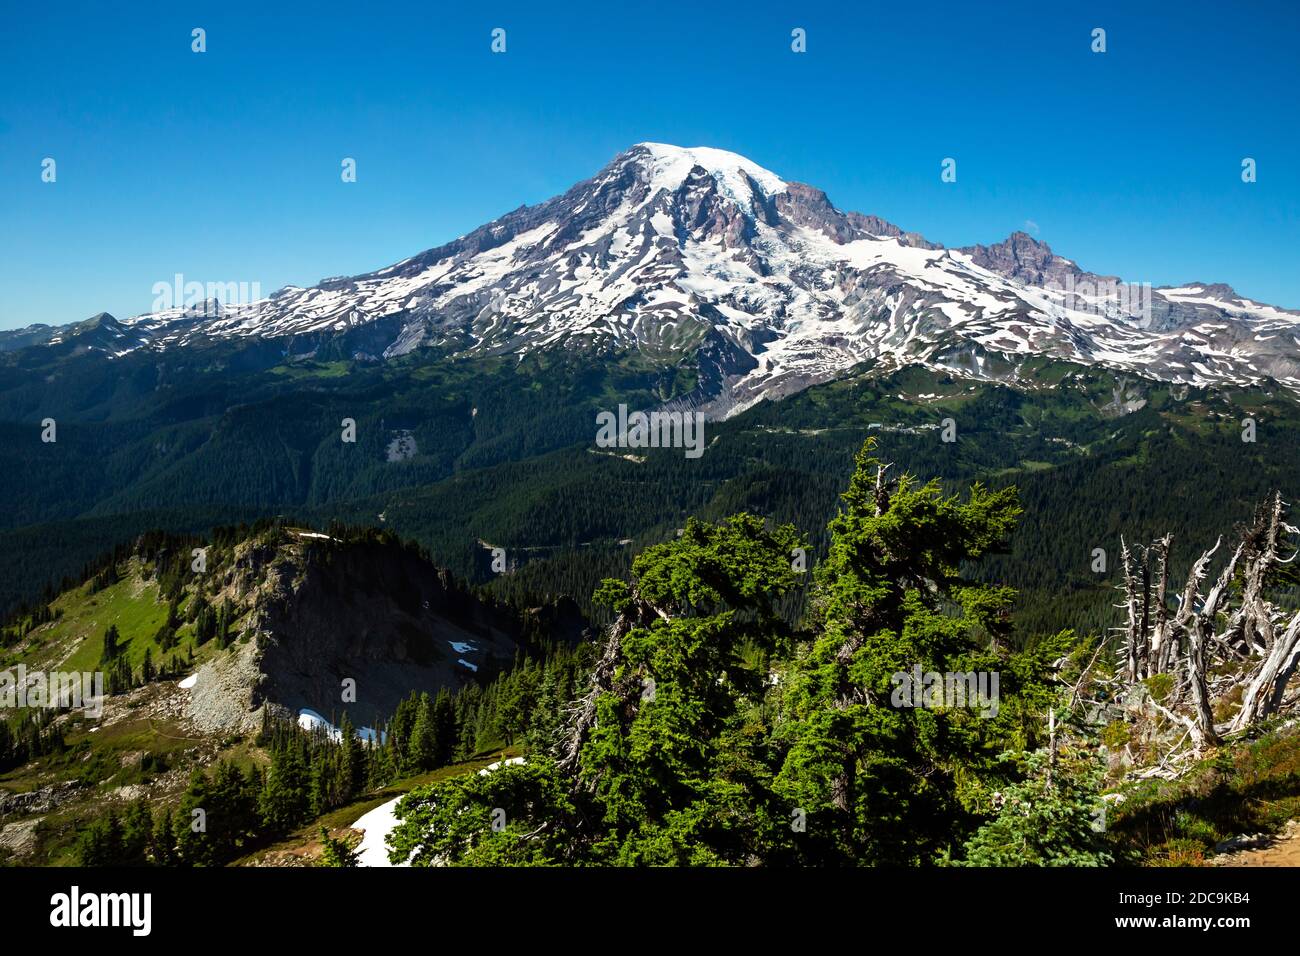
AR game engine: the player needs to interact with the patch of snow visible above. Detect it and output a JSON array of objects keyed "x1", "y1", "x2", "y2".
[
  {"x1": 478, "y1": 756, "x2": 526, "y2": 776},
  {"x1": 297, "y1": 709, "x2": 385, "y2": 745},
  {"x1": 353, "y1": 796, "x2": 411, "y2": 867}
]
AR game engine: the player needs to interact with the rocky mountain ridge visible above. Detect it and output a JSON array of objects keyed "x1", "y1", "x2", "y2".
[{"x1": 12, "y1": 144, "x2": 1300, "y2": 416}]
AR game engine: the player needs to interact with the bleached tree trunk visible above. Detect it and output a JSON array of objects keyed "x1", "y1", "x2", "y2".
[
  {"x1": 1105, "y1": 493, "x2": 1300, "y2": 760},
  {"x1": 1138, "y1": 554, "x2": 1153, "y2": 679},
  {"x1": 1231, "y1": 609, "x2": 1300, "y2": 732},
  {"x1": 1183, "y1": 618, "x2": 1219, "y2": 749},
  {"x1": 1119, "y1": 538, "x2": 1140, "y2": 683},
  {"x1": 1189, "y1": 540, "x2": 1244, "y2": 747},
  {"x1": 556, "y1": 589, "x2": 658, "y2": 782},
  {"x1": 873, "y1": 462, "x2": 893, "y2": 517},
  {"x1": 1149, "y1": 535, "x2": 1173, "y2": 674}
]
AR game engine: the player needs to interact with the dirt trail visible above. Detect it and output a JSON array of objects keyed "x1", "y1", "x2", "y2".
[
  {"x1": 1227, "y1": 834, "x2": 1300, "y2": 866},
  {"x1": 1212, "y1": 819, "x2": 1300, "y2": 866}
]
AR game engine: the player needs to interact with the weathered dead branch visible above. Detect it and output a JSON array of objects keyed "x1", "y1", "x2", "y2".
[{"x1": 1097, "y1": 492, "x2": 1300, "y2": 761}]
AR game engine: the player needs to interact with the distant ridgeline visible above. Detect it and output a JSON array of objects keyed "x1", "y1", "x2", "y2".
[
  {"x1": 2, "y1": 339, "x2": 1299, "y2": 647},
  {"x1": 2, "y1": 520, "x2": 589, "y2": 730}
]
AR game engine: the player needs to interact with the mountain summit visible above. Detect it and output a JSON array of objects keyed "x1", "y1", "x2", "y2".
[{"x1": 41, "y1": 144, "x2": 1300, "y2": 413}]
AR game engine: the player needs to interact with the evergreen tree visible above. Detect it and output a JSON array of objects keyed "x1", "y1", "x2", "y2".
[
  {"x1": 105, "y1": 655, "x2": 134, "y2": 696},
  {"x1": 431, "y1": 688, "x2": 457, "y2": 767},
  {"x1": 260, "y1": 742, "x2": 311, "y2": 835},
  {"x1": 218, "y1": 599, "x2": 234, "y2": 648},
  {"x1": 407, "y1": 693, "x2": 436, "y2": 773},
  {"x1": 99, "y1": 624, "x2": 121, "y2": 664},
  {"x1": 194, "y1": 598, "x2": 216, "y2": 645},
  {"x1": 150, "y1": 806, "x2": 178, "y2": 866},
  {"x1": 338, "y1": 712, "x2": 362, "y2": 803},
  {"x1": 774, "y1": 439, "x2": 1060, "y2": 864},
  {"x1": 174, "y1": 769, "x2": 214, "y2": 865},
  {"x1": 209, "y1": 760, "x2": 258, "y2": 860},
  {"x1": 390, "y1": 512, "x2": 803, "y2": 866},
  {"x1": 120, "y1": 799, "x2": 154, "y2": 866},
  {"x1": 318, "y1": 827, "x2": 360, "y2": 867},
  {"x1": 956, "y1": 748, "x2": 1113, "y2": 866},
  {"x1": 76, "y1": 811, "x2": 124, "y2": 866}
]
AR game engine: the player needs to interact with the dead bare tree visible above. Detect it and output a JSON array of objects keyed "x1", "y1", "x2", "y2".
[
  {"x1": 554, "y1": 584, "x2": 661, "y2": 785},
  {"x1": 1117, "y1": 537, "x2": 1141, "y2": 683},
  {"x1": 1149, "y1": 534, "x2": 1173, "y2": 674},
  {"x1": 1106, "y1": 492, "x2": 1300, "y2": 756},
  {"x1": 1233, "y1": 610, "x2": 1300, "y2": 732}
]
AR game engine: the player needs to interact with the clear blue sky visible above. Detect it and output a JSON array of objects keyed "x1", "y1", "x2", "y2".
[{"x1": 2, "y1": 0, "x2": 1297, "y2": 329}]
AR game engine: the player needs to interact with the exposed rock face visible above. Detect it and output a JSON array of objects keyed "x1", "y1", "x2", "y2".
[
  {"x1": 770, "y1": 183, "x2": 938, "y2": 250},
  {"x1": 956, "y1": 232, "x2": 1095, "y2": 288},
  {"x1": 0, "y1": 818, "x2": 42, "y2": 858},
  {"x1": 188, "y1": 638, "x2": 267, "y2": 734},
  {"x1": 185, "y1": 530, "x2": 584, "y2": 733},
  {"x1": 0, "y1": 782, "x2": 83, "y2": 818}
]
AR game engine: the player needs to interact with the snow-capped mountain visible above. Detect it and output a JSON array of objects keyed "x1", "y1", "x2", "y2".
[{"x1": 41, "y1": 144, "x2": 1300, "y2": 414}]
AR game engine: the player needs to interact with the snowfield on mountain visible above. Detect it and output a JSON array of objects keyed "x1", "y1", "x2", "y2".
[{"x1": 36, "y1": 143, "x2": 1300, "y2": 416}]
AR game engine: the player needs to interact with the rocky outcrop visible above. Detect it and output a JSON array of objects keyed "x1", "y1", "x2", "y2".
[
  {"x1": 957, "y1": 232, "x2": 1093, "y2": 288},
  {"x1": 0, "y1": 818, "x2": 42, "y2": 858},
  {"x1": 0, "y1": 781, "x2": 83, "y2": 818},
  {"x1": 185, "y1": 530, "x2": 582, "y2": 733}
]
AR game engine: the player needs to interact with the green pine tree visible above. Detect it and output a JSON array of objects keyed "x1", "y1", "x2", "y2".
[
  {"x1": 318, "y1": 827, "x2": 360, "y2": 867},
  {"x1": 259, "y1": 743, "x2": 311, "y2": 836},
  {"x1": 956, "y1": 748, "x2": 1114, "y2": 866},
  {"x1": 99, "y1": 624, "x2": 121, "y2": 664},
  {"x1": 774, "y1": 438, "x2": 1061, "y2": 865},
  {"x1": 407, "y1": 693, "x2": 436, "y2": 773}
]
